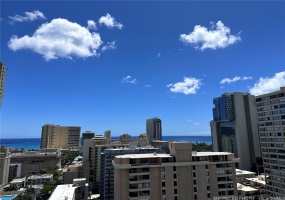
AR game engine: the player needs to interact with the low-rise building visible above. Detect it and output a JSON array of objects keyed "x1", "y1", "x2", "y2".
[
  {"x1": 235, "y1": 169, "x2": 256, "y2": 183},
  {"x1": 10, "y1": 149, "x2": 61, "y2": 177},
  {"x1": 49, "y1": 178, "x2": 88, "y2": 200},
  {"x1": 63, "y1": 164, "x2": 84, "y2": 184},
  {"x1": 237, "y1": 175, "x2": 266, "y2": 198},
  {"x1": 27, "y1": 174, "x2": 53, "y2": 187}
]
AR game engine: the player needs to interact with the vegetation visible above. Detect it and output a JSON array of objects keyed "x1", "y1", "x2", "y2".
[
  {"x1": 62, "y1": 151, "x2": 79, "y2": 166},
  {"x1": 192, "y1": 142, "x2": 213, "y2": 152},
  {"x1": 3, "y1": 184, "x2": 18, "y2": 192}
]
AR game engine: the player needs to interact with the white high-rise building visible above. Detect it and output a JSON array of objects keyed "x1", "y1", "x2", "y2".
[{"x1": 255, "y1": 87, "x2": 285, "y2": 197}]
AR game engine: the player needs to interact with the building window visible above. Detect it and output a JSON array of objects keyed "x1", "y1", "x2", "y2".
[{"x1": 174, "y1": 189, "x2": 177, "y2": 194}]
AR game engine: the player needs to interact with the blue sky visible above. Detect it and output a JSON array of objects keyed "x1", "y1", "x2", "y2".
[{"x1": 1, "y1": 1, "x2": 285, "y2": 138}]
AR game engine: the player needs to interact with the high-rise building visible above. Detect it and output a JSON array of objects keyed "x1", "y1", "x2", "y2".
[
  {"x1": 0, "y1": 148, "x2": 11, "y2": 186},
  {"x1": 100, "y1": 147, "x2": 166, "y2": 200},
  {"x1": 113, "y1": 142, "x2": 239, "y2": 200},
  {"x1": 255, "y1": 87, "x2": 285, "y2": 197},
  {"x1": 211, "y1": 92, "x2": 262, "y2": 172},
  {"x1": 40, "y1": 124, "x2": 81, "y2": 149},
  {"x1": 0, "y1": 61, "x2": 8, "y2": 108},
  {"x1": 146, "y1": 117, "x2": 162, "y2": 143},
  {"x1": 82, "y1": 134, "x2": 129, "y2": 193},
  {"x1": 81, "y1": 131, "x2": 95, "y2": 146}
]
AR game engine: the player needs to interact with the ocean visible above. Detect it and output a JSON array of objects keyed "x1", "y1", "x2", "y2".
[{"x1": 0, "y1": 136, "x2": 212, "y2": 150}]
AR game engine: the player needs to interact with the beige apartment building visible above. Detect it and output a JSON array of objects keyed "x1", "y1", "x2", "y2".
[
  {"x1": 255, "y1": 87, "x2": 285, "y2": 197},
  {"x1": 40, "y1": 124, "x2": 80, "y2": 149},
  {"x1": 113, "y1": 142, "x2": 239, "y2": 200},
  {"x1": 0, "y1": 148, "x2": 10, "y2": 186}
]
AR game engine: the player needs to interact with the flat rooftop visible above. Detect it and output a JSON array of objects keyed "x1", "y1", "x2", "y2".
[
  {"x1": 236, "y1": 169, "x2": 256, "y2": 176},
  {"x1": 245, "y1": 177, "x2": 266, "y2": 185},
  {"x1": 116, "y1": 153, "x2": 171, "y2": 159},
  {"x1": 237, "y1": 183, "x2": 258, "y2": 192},
  {"x1": 49, "y1": 184, "x2": 77, "y2": 200},
  {"x1": 27, "y1": 174, "x2": 53, "y2": 179},
  {"x1": 192, "y1": 152, "x2": 233, "y2": 156}
]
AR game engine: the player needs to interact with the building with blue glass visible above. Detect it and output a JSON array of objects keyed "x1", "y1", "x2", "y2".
[{"x1": 211, "y1": 92, "x2": 262, "y2": 172}]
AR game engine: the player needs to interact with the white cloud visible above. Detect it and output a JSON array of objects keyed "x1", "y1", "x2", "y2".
[
  {"x1": 194, "y1": 123, "x2": 199, "y2": 125},
  {"x1": 122, "y1": 76, "x2": 137, "y2": 84},
  {"x1": 157, "y1": 53, "x2": 161, "y2": 58},
  {"x1": 9, "y1": 10, "x2": 46, "y2": 23},
  {"x1": 180, "y1": 21, "x2": 241, "y2": 50},
  {"x1": 8, "y1": 18, "x2": 103, "y2": 60},
  {"x1": 220, "y1": 76, "x2": 252, "y2": 84},
  {"x1": 187, "y1": 119, "x2": 192, "y2": 122},
  {"x1": 167, "y1": 77, "x2": 202, "y2": 95},
  {"x1": 249, "y1": 71, "x2": 285, "y2": 95},
  {"x1": 99, "y1": 13, "x2": 123, "y2": 29},
  {"x1": 87, "y1": 20, "x2": 97, "y2": 30},
  {"x1": 144, "y1": 85, "x2": 151, "y2": 88},
  {"x1": 102, "y1": 41, "x2": 116, "y2": 52}
]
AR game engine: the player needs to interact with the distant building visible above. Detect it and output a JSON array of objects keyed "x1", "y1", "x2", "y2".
[
  {"x1": 146, "y1": 117, "x2": 162, "y2": 143},
  {"x1": 136, "y1": 133, "x2": 149, "y2": 147},
  {"x1": 119, "y1": 133, "x2": 131, "y2": 144},
  {"x1": 49, "y1": 178, "x2": 88, "y2": 200},
  {"x1": 10, "y1": 149, "x2": 61, "y2": 177},
  {"x1": 82, "y1": 135, "x2": 129, "y2": 193},
  {"x1": 81, "y1": 131, "x2": 94, "y2": 146},
  {"x1": 27, "y1": 174, "x2": 53, "y2": 187},
  {"x1": 235, "y1": 169, "x2": 256, "y2": 184},
  {"x1": 40, "y1": 124, "x2": 81, "y2": 149},
  {"x1": 211, "y1": 92, "x2": 262, "y2": 172},
  {"x1": 255, "y1": 87, "x2": 285, "y2": 197},
  {"x1": 113, "y1": 142, "x2": 239, "y2": 200},
  {"x1": 237, "y1": 174, "x2": 266, "y2": 198},
  {"x1": 100, "y1": 146, "x2": 166, "y2": 200},
  {"x1": 0, "y1": 148, "x2": 10, "y2": 186},
  {"x1": 104, "y1": 130, "x2": 111, "y2": 140},
  {"x1": 63, "y1": 164, "x2": 84, "y2": 184},
  {"x1": 0, "y1": 61, "x2": 8, "y2": 108},
  {"x1": 8, "y1": 163, "x2": 22, "y2": 182}
]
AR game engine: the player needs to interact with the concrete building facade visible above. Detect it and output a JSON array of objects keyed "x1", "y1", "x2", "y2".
[
  {"x1": 255, "y1": 87, "x2": 285, "y2": 197},
  {"x1": 100, "y1": 147, "x2": 166, "y2": 200},
  {"x1": 146, "y1": 117, "x2": 162, "y2": 143},
  {"x1": 10, "y1": 149, "x2": 61, "y2": 177},
  {"x1": 40, "y1": 124, "x2": 80, "y2": 149},
  {"x1": 0, "y1": 149, "x2": 10, "y2": 186},
  {"x1": 0, "y1": 61, "x2": 7, "y2": 108},
  {"x1": 211, "y1": 92, "x2": 262, "y2": 172},
  {"x1": 113, "y1": 142, "x2": 239, "y2": 200},
  {"x1": 81, "y1": 131, "x2": 95, "y2": 146}
]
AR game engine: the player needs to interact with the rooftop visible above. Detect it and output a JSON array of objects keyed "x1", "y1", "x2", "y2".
[
  {"x1": 49, "y1": 184, "x2": 77, "y2": 200},
  {"x1": 116, "y1": 153, "x2": 171, "y2": 159},
  {"x1": 236, "y1": 169, "x2": 256, "y2": 176},
  {"x1": 192, "y1": 152, "x2": 233, "y2": 156},
  {"x1": 27, "y1": 174, "x2": 53, "y2": 180},
  {"x1": 237, "y1": 183, "x2": 258, "y2": 192}
]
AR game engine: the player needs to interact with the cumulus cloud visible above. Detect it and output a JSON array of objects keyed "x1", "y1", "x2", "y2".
[
  {"x1": 167, "y1": 77, "x2": 202, "y2": 95},
  {"x1": 87, "y1": 20, "x2": 97, "y2": 30},
  {"x1": 179, "y1": 21, "x2": 241, "y2": 50},
  {"x1": 249, "y1": 71, "x2": 285, "y2": 95},
  {"x1": 122, "y1": 76, "x2": 137, "y2": 84},
  {"x1": 8, "y1": 18, "x2": 103, "y2": 60},
  {"x1": 102, "y1": 41, "x2": 116, "y2": 52},
  {"x1": 220, "y1": 76, "x2": 252, "y2": 84},
  {"x1": 9, "y1": 10, "x2": 46, "y2": 23},
  {"x1": 99, "y1": 13, "x2": 123, "y2": 29}
]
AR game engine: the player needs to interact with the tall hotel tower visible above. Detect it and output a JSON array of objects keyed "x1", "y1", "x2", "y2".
[
  {"x1": 0, "y1": 61, "x2": 8, "y2": 108},
  {"x1": 211, "y1": 92, "x2": 262, "y2": 172},
  {"x1": 146, "y1": 117, "x2": 162, "y2": 143},
  {"x1": 40, "y1": 124, "x2": 81, "y2": 149},
  {"x1": 255, "y1": 87, "x2": 285, "y2": 197}
]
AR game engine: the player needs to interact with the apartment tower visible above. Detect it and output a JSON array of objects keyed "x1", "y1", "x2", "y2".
[
  {"x1": 255, "y1": 87, "x2": 285, "y2": 197},
  {"x1": 146, "y1": 117, "x2": 162, "y2": 143},
  {"x1": 0, "y1": 61, "x2": 8, "y2": 108},
  {"x1": 81, "y1": 131, "x2": 95, "y2": 146},
  {"x1": 211, "y1": 92, "x2": 262, "y2": 172},
  {"x1": 40, "y1": 124, "x2": 81, "y2": 149},
  {"x1": 113, "y1": 142, "x2": 239, "y2": 200}
]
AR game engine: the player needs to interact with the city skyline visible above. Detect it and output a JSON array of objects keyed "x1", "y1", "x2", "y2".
[{"x1": 0, "y1": 1, "x2": 285, "y2": 138}]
